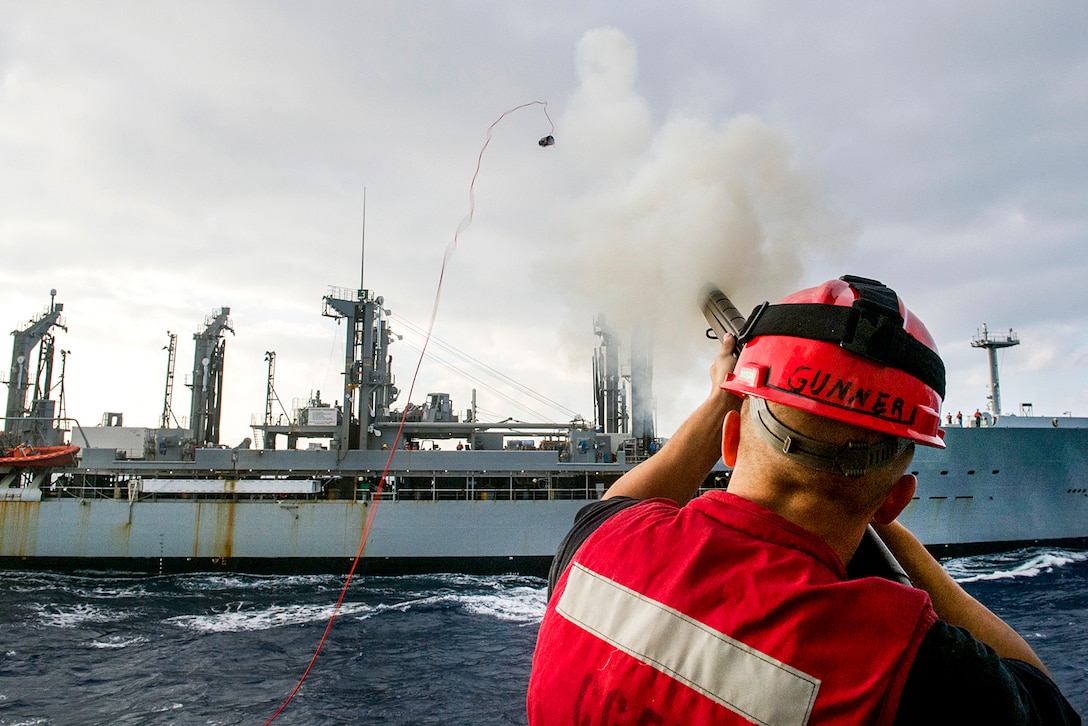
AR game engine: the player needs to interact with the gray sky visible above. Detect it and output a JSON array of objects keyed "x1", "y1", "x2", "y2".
[{"x1": 2, "y1": 1, "x2": 1086, "y2": 445}]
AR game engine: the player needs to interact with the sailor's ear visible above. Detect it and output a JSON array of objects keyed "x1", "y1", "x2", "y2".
[
  {"x1": 873, "y1": 474, "x2": 917, "y2": 525},
  {"x1": 722, "y1": 410, "x2": 741, "y2": 467}
]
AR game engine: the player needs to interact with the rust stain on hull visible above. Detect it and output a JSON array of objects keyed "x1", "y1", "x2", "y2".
[
  {"x1": 192, "y1": 500, "x2": 237, "y2": 559},
  {"x1": 218, "y1": 499, "x2": 236, "y2": 558},
  {"x1": 193, "y1": 501, "x2": 203, "y2": 558},
  {"x1": 111, "y1": 518, "x2": 132, "y2": 557},
  {"x1": 0, "y1": 501, "x2": 41, "y2": 558}
]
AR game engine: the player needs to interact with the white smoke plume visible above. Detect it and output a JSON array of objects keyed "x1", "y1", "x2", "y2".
[{"x1": 539, "y1": 28, "x2": 858, "y2": 432}]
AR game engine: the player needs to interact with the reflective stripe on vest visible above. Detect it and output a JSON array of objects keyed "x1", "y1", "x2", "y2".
[{"x1": 557, "y1": 562, "x2": 821, "y2": 726}]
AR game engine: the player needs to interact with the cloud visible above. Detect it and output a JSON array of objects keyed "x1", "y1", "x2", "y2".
[{"x1": 1, "y1": 2, "x2": 1085, "y2": 443}]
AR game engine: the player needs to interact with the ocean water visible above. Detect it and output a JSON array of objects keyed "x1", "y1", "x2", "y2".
[{"x1": 0, "y1": 549, "x2": 1084, "y2": 725}]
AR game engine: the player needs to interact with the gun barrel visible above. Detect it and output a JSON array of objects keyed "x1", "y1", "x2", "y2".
[{"x1": 700, "y1": 285, "x2": 747, "y2": 341}]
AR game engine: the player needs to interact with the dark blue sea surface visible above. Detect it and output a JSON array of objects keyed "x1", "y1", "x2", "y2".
[{"x1": 0, "y1": 549, "x2": 1084, "y2": 725}]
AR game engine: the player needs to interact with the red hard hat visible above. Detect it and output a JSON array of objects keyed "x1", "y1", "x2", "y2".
[{"x1": 722, "y1": 275, "x2": 945, "y2": 448}]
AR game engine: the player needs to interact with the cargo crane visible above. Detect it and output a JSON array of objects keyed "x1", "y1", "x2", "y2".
[
  {"x1": 186, "y1": 308, "x2": 232, "y2": 447},
  {"x1": 321, "y1": 287, "x2": 398, "y2": 452},
  {"x1": 592, "y1": 314, "x2": 625, "y2": 435},
  {"x1": 4, "y1": 290, "x2": 66, "y2": 445}
]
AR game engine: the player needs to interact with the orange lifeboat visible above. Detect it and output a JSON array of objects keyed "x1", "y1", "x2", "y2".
[{"x1": 0, "y1": 444, "x2": 80, "y2": 468}]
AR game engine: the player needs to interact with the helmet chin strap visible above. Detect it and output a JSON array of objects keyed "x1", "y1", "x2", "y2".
[{"x1": 749, "y1": 396, "x2": 913, "y2": 478}]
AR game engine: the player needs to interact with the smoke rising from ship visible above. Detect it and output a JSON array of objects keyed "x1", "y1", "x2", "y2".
[{"x1": 542, "y1": 28, "x2": 858, "y2": 425}]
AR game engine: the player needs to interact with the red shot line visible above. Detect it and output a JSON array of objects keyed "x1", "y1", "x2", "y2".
[{"x1": 264, "y1": 101, "x2": 554, "y2": 724}]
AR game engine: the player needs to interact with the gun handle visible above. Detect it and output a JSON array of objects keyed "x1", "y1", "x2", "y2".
[{"x1": 701, "y1": 285, "x2": 747, "y2": 351}]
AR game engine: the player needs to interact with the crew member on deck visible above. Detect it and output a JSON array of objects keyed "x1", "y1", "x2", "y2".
[{"x1": 528, "y1": 276, "x2": 1079, "y2": 725}]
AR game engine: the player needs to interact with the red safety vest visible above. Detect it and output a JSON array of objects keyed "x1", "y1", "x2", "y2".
[{"x1": 528, "y1": 491, "x2": 937, "y2": 726}]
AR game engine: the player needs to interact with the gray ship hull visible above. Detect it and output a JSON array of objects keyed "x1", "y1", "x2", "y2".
[
  {"x1": 0, "y1": 498, "x2": 586, "y2": 575},
  {"x1": 900, "y1": 425, "x2": 1088, "y2": 554},
  {"x1": 2, "y1": 424, "x2": 1086, "y2": 574}
]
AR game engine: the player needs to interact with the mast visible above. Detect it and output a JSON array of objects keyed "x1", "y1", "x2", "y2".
[
  {"x1": 161, "y1": 331, "x2": 178, "y2": 428},
  {"x1": 971, "y1": 323, "x2": 1020, "y2": 417},
  {"x1": 264, "y1": 351, "x2": 276, "y2": 426},
  {"x1": 57, "y1": 348, "x2": 69, "y2": 422},
  {"x1": 365, "y1": 189, "x2": 369, "y2": 293}
]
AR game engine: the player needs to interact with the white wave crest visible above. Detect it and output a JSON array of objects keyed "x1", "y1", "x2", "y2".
[
  {"x1": 89, "y1": 635, "x2": 149, "y2": 649},
  {"x1": 175, "y1": 573, "x2": 345, "y2": 593},
  {"x1": 149, "y1": 702, "x2": 184, "y2": 713},
  {"x1": 353, "y1": 584, "x2": 548, "y2": 624},
  {"x1": 946, "y1": 548, "x2": 1088, "y2": 583},
  {"x1": 4, "y1": 573, "x2": 151, "y2": 600},
  {"x1": 459, "y1": 588, "x2": 547, "y2": 623},
  {"x1": 167, "y1": 600, "x2": 373, "y2": 633},
  {"x1": 34, "y1": 603, "x2": 120, "y2": 629}
]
